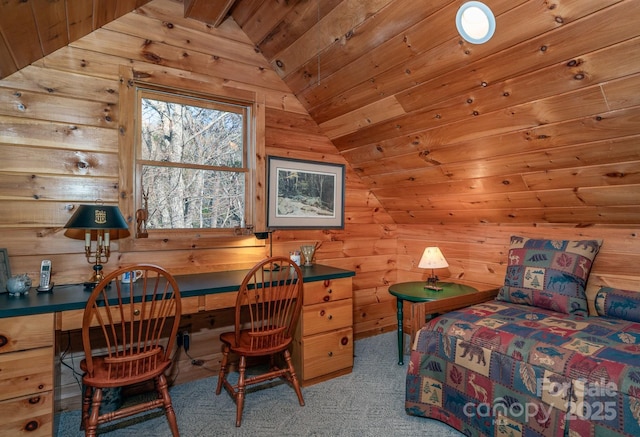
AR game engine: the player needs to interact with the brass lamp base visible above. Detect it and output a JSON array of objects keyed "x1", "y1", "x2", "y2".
[
  {"x1": 89, "y1": 263, "x2": 104, "y2": 282},
  {"x1": 83, "y1": 264, "x2": 105, "y2": 290}
]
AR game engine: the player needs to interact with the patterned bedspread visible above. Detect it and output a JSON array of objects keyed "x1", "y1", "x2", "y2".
[{"x1": 405, "y1": 301, "x2": 640, "y2": 437}]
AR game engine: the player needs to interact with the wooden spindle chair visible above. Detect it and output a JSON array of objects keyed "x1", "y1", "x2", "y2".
[
  {"x1": 216, "y1": 257, "x2": 305, "y2": 426},
  {"x1": 80, "y1": 264, "x2": 182, "y2": 437}
]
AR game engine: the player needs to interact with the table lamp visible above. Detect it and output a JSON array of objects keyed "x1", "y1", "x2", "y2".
[
  {"x1": 64, "y1": 203, "x2": 129, "y2": 288},
  {"x1": 418, "y1": 246, "x2": 449, "y2": 291}
]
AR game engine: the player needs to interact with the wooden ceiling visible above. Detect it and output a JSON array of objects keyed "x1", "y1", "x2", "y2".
[
  {"x1": 2, "y1": 0, "x2": 639, "y2": 225},
  {"x1": 0, "y1": 0, "x2": 236, "y2": 77}
]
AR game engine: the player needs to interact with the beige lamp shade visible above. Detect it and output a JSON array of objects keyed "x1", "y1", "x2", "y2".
[{"x1": 418, "y1": 247, "x2": 449, "y2": 269}]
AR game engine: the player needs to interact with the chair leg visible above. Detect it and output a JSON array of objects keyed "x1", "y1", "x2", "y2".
[
  {"x1": 283, "y1": 349, "x2": 305, "y2": 406},
  {"x1": 85, "y1": 387, "x2": 103, "y2": 437},
  {"x1": 235, "y1": 355, "x2": 247, "y2": 427},
  {"x1": 80, "y1": 384, "x2": 92, "y2": 431},
  {"x1": 216, "y1": 344, "x2": 229, "y2": 395},
  {"x1": 156, "y1": 374, "x2": 180, "y2": 437}
]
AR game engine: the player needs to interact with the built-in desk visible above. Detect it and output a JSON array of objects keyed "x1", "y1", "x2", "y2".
[{"x1": 0, "y1": 264, "x2": 355, "y2": 436}]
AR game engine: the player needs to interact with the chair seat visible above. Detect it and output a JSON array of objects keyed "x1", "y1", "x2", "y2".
[
  {"x1": 220, "y1": 329, "x2": 292, "y2": 357},
  {"x1": 81, "y1": 354, "x2": 172, "y2": 388}
]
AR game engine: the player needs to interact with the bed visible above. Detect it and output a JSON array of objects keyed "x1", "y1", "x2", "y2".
[{"x1": 405, "y1": 236, "x2": 640, "y2": 437}]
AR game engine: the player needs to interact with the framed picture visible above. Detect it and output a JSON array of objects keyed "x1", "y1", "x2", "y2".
[
  {"x1": 0, "y1": 248, "x2": 10, "y2": 293},
  {"x1": 267, "y1": 156, "x2": 345, "y2": 229}
]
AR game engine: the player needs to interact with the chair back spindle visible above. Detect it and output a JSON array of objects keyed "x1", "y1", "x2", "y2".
[{"x1": 236, "y1": 259, "x2": 302, "y2": 353}]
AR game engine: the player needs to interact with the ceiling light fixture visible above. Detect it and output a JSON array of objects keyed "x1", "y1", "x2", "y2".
[{"x1": 456, "y1": 1, "x2": 496, "y2": 44}]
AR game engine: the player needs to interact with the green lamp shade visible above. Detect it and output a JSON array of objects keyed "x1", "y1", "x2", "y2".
[{"x1": 64, "y1": 204, "x2": 130, "y2": 240}]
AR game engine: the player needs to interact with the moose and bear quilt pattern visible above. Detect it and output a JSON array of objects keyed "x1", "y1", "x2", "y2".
[{"x1": 406, "y1": 302, "x2": 640, "y2": 437}]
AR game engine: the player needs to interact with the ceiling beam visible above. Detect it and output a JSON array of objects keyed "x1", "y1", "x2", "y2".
[{"x1": 184, "y1": 0, "x2": 236, "y2": 27}]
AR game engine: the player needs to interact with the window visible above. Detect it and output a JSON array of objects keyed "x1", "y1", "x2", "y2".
[
  {"x1": 118, "y1": 68, "x2": 264, "y2": 251},
  {"x1": 137, "y1": 89, "x2": 250, "y2": 231}
]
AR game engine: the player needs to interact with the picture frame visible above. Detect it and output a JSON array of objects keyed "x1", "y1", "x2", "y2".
[
  {"x1": 0, "y1": 248, "x2": 10, "y2": 294},
  {"x1": 267, "y1": 156, "x2": 345, "y2": 229}
]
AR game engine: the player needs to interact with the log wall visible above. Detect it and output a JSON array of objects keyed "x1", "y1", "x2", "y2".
[
  {"x1": 1, "y1": 0, "x2": 639, "y2": 413},
  {"x1": 397, "y1": 224, "x2": 640, "y2": 311},
  {"x1": 0, "y1": 1, "x2": 395, "y2": 411}
]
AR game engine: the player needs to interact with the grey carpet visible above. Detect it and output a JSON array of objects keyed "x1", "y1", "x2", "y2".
[{"x1": 56, "y1": 331, "x2": 464, "y2": 436}]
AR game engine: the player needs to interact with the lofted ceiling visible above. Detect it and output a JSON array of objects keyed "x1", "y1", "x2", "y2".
[{"x1": 1, "y1": 0, "x2": 639, "y2": 225}]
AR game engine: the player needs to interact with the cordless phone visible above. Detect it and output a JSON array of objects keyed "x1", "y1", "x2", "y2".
[{"x1": 37, "y1": 259, "x2": 54, "y2": 292}]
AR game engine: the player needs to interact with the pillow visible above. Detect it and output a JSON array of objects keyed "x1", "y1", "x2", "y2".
[
  {"x1": 595, "y1": 287, "x2": 640, "y2": 322},
  {"x1": 496, "y1": 236, "x2": 602, "y2": 316}
]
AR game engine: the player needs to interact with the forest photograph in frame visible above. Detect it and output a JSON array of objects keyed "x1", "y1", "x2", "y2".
[{"x1": 267, "y1": 156, "x2": 345, "y2": 229}]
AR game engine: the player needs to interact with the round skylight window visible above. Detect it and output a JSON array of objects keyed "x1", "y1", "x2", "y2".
[{"x1": 456, "y1": 1, "x2": 496, "y2": 44}]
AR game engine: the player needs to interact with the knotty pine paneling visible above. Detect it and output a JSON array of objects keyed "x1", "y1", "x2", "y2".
[
  {"x1": 0, "y1": 34, "x2": 17, "y2": 78},
  {"x1": 183, "y1": 0, "x2": 235, "y2": 27},
  {"x1": 397, "y1": 224, "x2": 640, "y2": 310},
  {"x1": 0, "y1": 0, "x2": 42, "y2": 70},
  {"x1": 279, "y1": 0, "x2": 452, "y2": 97},
  {"x1": 245, "y1": 0, "x2": 640, "y2": 229},
  {"x1": 3, "y1": 66, "x2": 120, "y2": 104},
  {"x1": 304, "y1": 0, "x2": 526, "y2": 123},
  {"x1": 104, "y1": 11, "x2": 270, "y2": 69},
  {"x1": 0, "y1": 2, "x2": 394, "y2": 405},
  {"x1": 2, "y1": 0, "x2": 640, "y2": 412},
  {"x1": 2, "y1": 1, "x2": 640, "y2": 229},
  {"x1": 31, "y1": 0, "x2": 68, "y2": 56}
]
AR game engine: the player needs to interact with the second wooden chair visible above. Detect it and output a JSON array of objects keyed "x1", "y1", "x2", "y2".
[{"x1": 216, "y1": 256, "x2": 305, "y2": 426}]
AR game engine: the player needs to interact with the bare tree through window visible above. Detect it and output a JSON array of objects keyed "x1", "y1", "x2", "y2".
[{"x1": 137, "y1": 91, "x2": 249, "y2": 230}]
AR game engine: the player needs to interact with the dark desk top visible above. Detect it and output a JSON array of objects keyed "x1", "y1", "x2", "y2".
[{"x1": 0, "y1": 264, "x2": 355, "y2": 318}]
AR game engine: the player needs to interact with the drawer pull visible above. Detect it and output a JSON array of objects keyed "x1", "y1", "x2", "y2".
[
  {"x1": 320, "y1": 310, "x2": 325, "y2": 317},
  {"x1": 29, "y1": 396, "x2": 41, "y2": 405},
  {"x1": 0, "y1": 334, "x2": 7, "y2": 348},
  {"x1": 323, "y1": 279, "x2": 330, "y2": 287},
  {"x1": 323, "y1": 295, "x2": 330, "y2": 302},
  {"x1": 328, "y1": 351, "x2": 333, "y2": 357},
  {"x1": 341, "y1": 336, "x2": 349, "y2": 346},
  {"x1": 25, "y1": 420, "x2": 39, "y2": 431},
  {"x1": 133, "y1": 309, "x2": 141, "y2": 316}
]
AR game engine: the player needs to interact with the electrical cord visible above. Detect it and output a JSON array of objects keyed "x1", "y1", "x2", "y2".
[
  {"x1": 59, "y1": 331, "x2": 83, "y2": 391},
  {"x1": 176, "y1": 331, "x2": 218, "y2": 374}
]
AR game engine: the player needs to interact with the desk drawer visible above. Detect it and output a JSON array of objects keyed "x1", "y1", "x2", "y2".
[
  {"x1": 303, "y1": 278, "x2": 352, "y2": 305},
  {"x1": 0, "y1": 391, "x2": 53, "y2": 437},
  {"x1": 0, "y1": 314, "x2": 54, "y2": 354},
  {"x1": 0, "y1": 347, "x2": 53, "y2": 401},
  {"x1": 204, "y1": 291, "x2": 237, "y2": 311},
  {"x1": 301, "y1": 299, "x2": 353, "y2": 336},
  {"x1": 58, "y1": 296, "x2": 200, "y2": 331},
  {"x1": 300, "y1": 327, "x2": 353, "y2": 380}
]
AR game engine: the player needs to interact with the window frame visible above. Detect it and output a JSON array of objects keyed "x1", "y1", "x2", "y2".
[{"x1": 118, "y1": 67, "x2": 266, "y2": 252}]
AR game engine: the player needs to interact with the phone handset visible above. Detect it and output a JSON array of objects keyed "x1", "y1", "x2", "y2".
[{"x1": 37, "y1": 260, "x2": 54, "y2": 292}]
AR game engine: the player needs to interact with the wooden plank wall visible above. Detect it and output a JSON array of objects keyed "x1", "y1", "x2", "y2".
[
  {"x1": 397, "y1": 224, "x2": 640, "y2": 314},
  {"x1": 0, "y1": 0, "x2": 395, "y2": 410},
  {"x1": 1, "y1": 0, "x2": 639, "y2": 412},
  {"x1": 232, "y1": 0, "x2": 640, "y2": 228}
]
